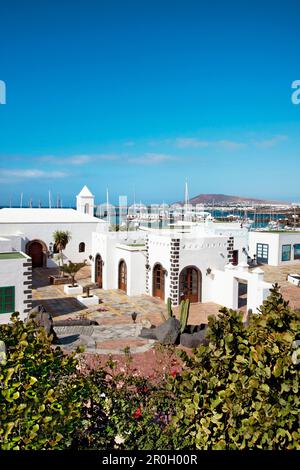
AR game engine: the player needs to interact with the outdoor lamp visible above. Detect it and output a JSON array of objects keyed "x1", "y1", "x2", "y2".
[
  {"x1": 131, "y1": 312, "x2": 138, "y2": 323},
  {"x1": 48, "y1": 242, "x2": 54, "y2": 258}
]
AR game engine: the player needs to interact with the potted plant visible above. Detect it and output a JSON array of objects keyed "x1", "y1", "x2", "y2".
[
  {"x1": 49, "y1": 231, "x2": 72, "y2": 285},
  {"x1": 63, "y1": 261, "x2": 86, "y2": 295},
  {"x1": 53, "y1": 230, "x2": 71, "y2": 275},
  {"x1": 77, "y1": 284, "x2": 99, "y2": 307}
]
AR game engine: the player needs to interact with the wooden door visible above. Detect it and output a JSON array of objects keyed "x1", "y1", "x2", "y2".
[
  {"x1": 28, "y1": 242, "x2": 43, "y2": 268},
  {"x1": 118, "y1": 260, "x2": 127, "y2": 293},
  {"x1": 153, "y1": 264, "x2": 165, "y2": 300},
  {"x1": 95, "y1": 255, "x2": 103, "y2": 288},
  {"x1": 179, "y1": 267, "x2": 200, "y2": 303},
  {"x1": 232, "y1": 250, "x2": 239, "y2": 266}
]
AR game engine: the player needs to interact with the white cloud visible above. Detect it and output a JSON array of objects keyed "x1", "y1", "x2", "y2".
[
  {"x1": 123, "y1": 141, "x2": 135, "y2": 147},
  {"x1": 175, "y1": 138, "x2": 210, "y2": 148},
  {"x1": 174, "y1": 135, "x2": 288, "y2": 151},
  {"x1": 128, "y1": 153, "x2": 177, "y2": 165},
  {"x1": 37, "y1": 154, "x2": 120, "y2": 166},
  {"x1": 175, "y1": 137, "x2": 245, "y2": 150},
  {"x1": 0, "y1": 169, "x2": 67, "y2": 180},
  {"x1": 254, "y1": 134, "x2": 288, "y2": 149},
  {"x1": 216, "y1": 140, "x2": 246, "y2": 150}
]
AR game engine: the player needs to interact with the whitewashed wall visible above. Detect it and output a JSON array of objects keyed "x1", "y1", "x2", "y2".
[
  {"x1": 0, "y1": 221, "x2": 101, "y2": 266},
  {"x1": 115, "y1": 246, "x2": 146, "y2": 296},
  {"x1": 249, "y1": 231, "x2": 300, "y2": 266},
  {"x1": 92, "y1": 231, "x2": 147, "y2": 292},
  {"x1": 0, "y1": 237, "x2": 12, "y2": 252},
  {"x1": 206, "y1": 264, "x2": 272, "y2": 313},
  {"x1": 178, "y1": 235, "x2": 229, "y2": 303},
  {"x1": 0, "y1": 252, "x2": 32, "y2": 324},
  {"x1": 147, "y1": 235, "x2": 171, "y2": 298}
]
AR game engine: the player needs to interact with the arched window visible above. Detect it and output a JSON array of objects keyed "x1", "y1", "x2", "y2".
[
  {"x1": 84, "y1": 203, "x2": 89, "y2": 214},
  {"x1": 79, "y1": 242, "x2": 85, "y2": 253}
]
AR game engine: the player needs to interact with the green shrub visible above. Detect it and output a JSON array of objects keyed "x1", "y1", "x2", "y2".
[
  {"x1": 0, "y1": 314, "x2": 88, "y2": 450},
  {"x1": 167, "y1": 284, "x2": 300, "y2": 449}
]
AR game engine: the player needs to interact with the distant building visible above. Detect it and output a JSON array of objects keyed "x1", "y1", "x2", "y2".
[{"x1": 249, "y1": 231, "x2": 300, "y2": 266}]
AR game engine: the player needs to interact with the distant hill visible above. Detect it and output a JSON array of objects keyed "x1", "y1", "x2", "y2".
[{"x1": 178, "y1": 194, "x2": 287, "y2": 205}]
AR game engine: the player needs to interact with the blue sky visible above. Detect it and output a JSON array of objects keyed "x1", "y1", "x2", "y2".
[{"x1": 0, "y1": 0, "x2": 300, "y2": 206}]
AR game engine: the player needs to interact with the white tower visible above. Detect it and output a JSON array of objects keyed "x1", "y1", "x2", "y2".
[{"x1": 76, "y1": 186, "x2": 95, "y2": 216}]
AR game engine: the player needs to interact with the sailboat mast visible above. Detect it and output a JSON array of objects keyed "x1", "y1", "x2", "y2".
[{"x1": 106, "y1": 188, "x2": 110, "y2": 225}]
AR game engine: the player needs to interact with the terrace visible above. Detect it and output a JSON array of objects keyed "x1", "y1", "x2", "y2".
[{"x1": 31, "y1": 266, "x2": 221, "y2": 373}]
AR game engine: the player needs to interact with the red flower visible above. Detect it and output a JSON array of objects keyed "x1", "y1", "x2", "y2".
[
  {"x1": 170, "y1": 369, "x2": 178, "y2": 377},
  {"x1": 133, "y1": 407, "x2": 142, "y2": 419}
]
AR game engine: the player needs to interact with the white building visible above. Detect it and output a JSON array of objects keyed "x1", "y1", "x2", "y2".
[
  {"x1": 91, "y1": 221, "x2": 272, "y2": 313},
  {"x1": 0, "y1": 246, "x2": 32, "y2": 324},
  {"x1": 0, "y1": 188, "x2": 107, "y2": 268},
  {"x1": 76, "y1": 185, "x2": 95, "y2": 217},
  {"x1": 0, "y1": 186, "x2": 274, "y2": 323},
  {"x1": 249, "y1": 231, "x2": 300, "y2": 266}
]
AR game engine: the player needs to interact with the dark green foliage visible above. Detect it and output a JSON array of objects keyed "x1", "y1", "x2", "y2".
[
  {"x1": 0, "y1": 314, "x2": 88, "y2": 450},
  {"x1": 62, "y1": 261, "x2": 86, "y2": 287},
  {"x1": 52, "y1": 230, "x2": 71, "y2": 273},
  {"x1": 167, "y1": 297, "x2": 173, "y2": 318},
  {"x1": 167, "y1": 284, "x2": 300, "y2": 449},
  {"x1": 74, "y1": 352, "x2": 174, "y2": 450},
  {"x1": 179, "y1": 299, "x2": 190, "y2": 333},
  {"x1": 2, "y1": 285, "x2": 300, "y2": 450}
]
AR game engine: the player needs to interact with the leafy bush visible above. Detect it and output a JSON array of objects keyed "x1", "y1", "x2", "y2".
[
  {"x1": 167, "y1": 284, "x2": 300, "y2": 449},
  {"x1": 2, "y1": 285, "x2": 300, "y2": 450},
  {"x1": 74, "y1": 350, "x2": 175, "y2": 450},
  {"x1": 0, "y1": 314, "x2": 88, "y2": 450}
]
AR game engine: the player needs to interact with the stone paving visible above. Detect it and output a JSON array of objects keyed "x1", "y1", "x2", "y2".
[
  {"x1": 32, "y1": 266, "x2": 223, "y2": 354},
  {"x1": 54, "y1": 324, "x2": 155, "y2": 354},
  {"x1": 253, "y1": 263, "x2": 300, "y2": 310},
  {"x1": 32, "y1": 263, "x2": 300, "y2": 357}
]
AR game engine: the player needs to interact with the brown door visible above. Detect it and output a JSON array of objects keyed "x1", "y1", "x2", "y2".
[
  {"x1": 232, "y1": 250, "x2": 239, "y2": 266},
  {"x1": 153, "y1": 264, "x2": 165, "y2": 300},
  {"x1": 95, "y1": 255, "x2": 103, "y2": 288},
  {"x1": 118, "y1": 260, "x2": 127, "y2": 293},
  {"x1": 28, "y1": 242, "x2": 43, "y2": 268},
  {"x1": 179, "y1": 267, "x2": 200, "y2": 303}
]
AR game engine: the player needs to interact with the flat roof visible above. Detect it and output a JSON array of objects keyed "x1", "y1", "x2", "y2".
[
  {"x1": 0, "y1": 252, "x2": 27, "y2": 260},
  {"x1": 0, "y1": 208, "x2": 105, "y2": 224},
  {"x1": 252, "y1": 230, "x2": 300, "y2": 234}
]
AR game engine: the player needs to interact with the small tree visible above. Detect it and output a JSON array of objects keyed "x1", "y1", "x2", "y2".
[
  {"x1": 62, "y1": 261, "x2": 86, "y2": 287},
  {"x1": 53, "y1": 230, "x2": 71, "y2": 275}
]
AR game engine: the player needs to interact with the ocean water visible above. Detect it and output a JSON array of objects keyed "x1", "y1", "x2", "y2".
[{"x1": 98, "y1": 209, "x2": 287, "y2": 229}]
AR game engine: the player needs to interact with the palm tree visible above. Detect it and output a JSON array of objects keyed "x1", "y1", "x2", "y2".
[
  {"x1": 53, "y1": 230, "x2": 71, "y2": 275},
  {"x1": 62, "y1": 261, "x2": 86, "y2": 287}
]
